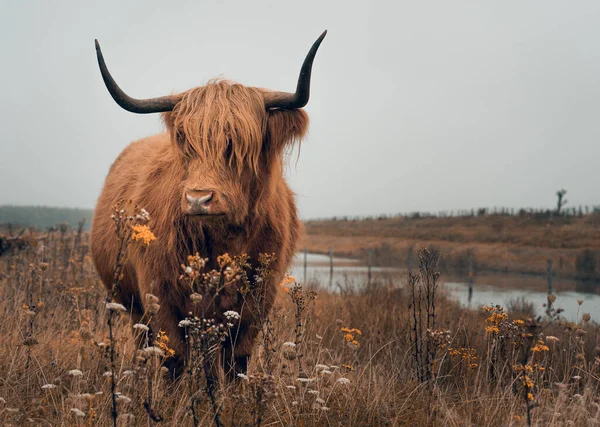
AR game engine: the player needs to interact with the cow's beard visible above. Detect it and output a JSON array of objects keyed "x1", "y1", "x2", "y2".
[{"x1": 179, "y1": 212, "x2": 248, "y2": 253}]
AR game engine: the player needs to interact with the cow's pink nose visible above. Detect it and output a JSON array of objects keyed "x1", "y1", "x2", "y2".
[{"x1": 186, "y1": 190, "x2": 213, "y2": 214}]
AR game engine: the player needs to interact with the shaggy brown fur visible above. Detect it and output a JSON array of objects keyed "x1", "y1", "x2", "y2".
[{"x1": 91, "y1": 80, "x2": 308, "y2": 378}]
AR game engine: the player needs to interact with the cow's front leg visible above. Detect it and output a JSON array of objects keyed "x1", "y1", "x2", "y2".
[
  {"x1": 151, "y1": 300, "x2": 187, "y2": 380},
  {"x1": 221, "y1": 324, "x2": 258, "y2": 381},
  {"x1": 222, "y1": 343, "x2": 250, "y2": 381}
]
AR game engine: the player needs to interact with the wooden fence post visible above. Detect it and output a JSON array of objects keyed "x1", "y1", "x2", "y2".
[
  {"x1": 367, "y1": 249, "x2": 372, "y2": 285},
  {"x1": 303, "y1": 247, "x2": 307, "y2": 285},
  {"x1": 329, "y1": 247, "x2": 333, "y2": 288},
  {"x1": 468, "y1": 253, "x2": 473, "y2": 305},
  {"x1": 547, "y1": 259, "x2": 553, "y2": 294}
]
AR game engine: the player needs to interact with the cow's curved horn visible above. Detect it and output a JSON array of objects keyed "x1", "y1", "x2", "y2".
[
  {"x1": 95, "y1": 40, "x2": 179, "y2": 114},
  {"x1": 264, "y1": 30, "x2": 327, "y2": 110}
]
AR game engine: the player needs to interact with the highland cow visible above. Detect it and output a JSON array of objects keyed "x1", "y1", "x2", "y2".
[{"x1": 90, "y1": 32, "x2": 326, "y2": 378}]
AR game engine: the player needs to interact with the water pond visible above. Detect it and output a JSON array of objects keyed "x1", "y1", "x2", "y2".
[{"x1": 290, "y1": 252, "x2": 600, "y2": 322}]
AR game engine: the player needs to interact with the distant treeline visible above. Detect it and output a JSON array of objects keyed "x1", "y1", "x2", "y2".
[
  {"x1": 0, "y1": 205, "x2": 93, "y2": 231},
  {"x1": 306, "y1": 205, "x2": 600, "y2": 223}
]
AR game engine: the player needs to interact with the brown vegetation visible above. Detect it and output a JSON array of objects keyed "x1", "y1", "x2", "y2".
[
  {"x1": 303, "y1": 213, "x2": 600, "y2": 281},
  {"x1": 1, "y1": 229, "x2": 600, "y2": 426}
]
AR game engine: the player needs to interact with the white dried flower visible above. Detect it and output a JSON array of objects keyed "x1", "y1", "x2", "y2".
[
  {"x1": 224, "y1": 310, "x2": 240, "y2": 320},
  {"x1": 237, "y1": 373, "x2": 249, "y2": 381},
  {"x1": 283, "y1": 342, "x2": 296, "y2": 348},
  {"x1": 41, "y1": 384, "x2": 57, "y2": 389},
  {"x1": 292, "y1": 401, "x2": 298, "y2": 406},
  {"x1": 6, "y1": 407, "x2": 19, "y2": 413},
  {"x1": 320, "y1": 370, "x2": 332, "y2": 375},
  {"x1": 316, "y1": 398, "x2": 325, "y2": 404},
  {"x1": 137, "y1": 208, "x2": 150, "y2": 221},
  {"x1": 190, "y1": 293, "x2": 203, "y2": 304},
  {"x1": 321, "y1": 406, "x2": 330, "y2": 411},
  {"x1": 103, "y1": 371, "x2": 113, "y2": 377},
  {"x1": 178, "y1": 319, "x2": 192, "y2": 327},
  {"x1": 133, "y1": 323, "x2": 149, "y2": 331},
  {"x1": 185, "y1": 266, "x2": 193, "y2": 275},
  {"x1": 143, "y1": 347, "x2": 164, "y2": 357},
  {"x1": 286, "y1": 385, "x2": 296, "y2": 390},
  {"x1": 336, "y1": 377, "x2": 351, "y2": 385},
  {"x1": 97, "y1": 342, "x2": 107, "y2": 347},
  {"x1": 572, "y1": 375, "x2": 582, "y2": 380},
  {"x1": 70, "y1": 408, "x2": 86, "y2": 417},
  {"x1": 546, "y1": 336, "x2": 560, "y2": 343},
  {"x1": 146, "y1": 293, "x2": 159, "y2": 304},
  {"x1": 297, "y1": 377, "x2": 315, "y2": 383},
  {"x1": 68, "y1": 369, "x2": 83, "y2": 377},
  {"x1": 122, "y1": 370, "x2": 135, "y2": 377},
  {"x1": 315, "y1": 364, "x2": 329, "y2": 371},
  {"x1": 117, "y1": 395, "x2": 132, "y2": 404},
  {"x1": 106, "y1": 302, "x2": 127, "y2": 312},
  {"x1": 308, "y1": 389, "x2": 319, "y2": 395}
]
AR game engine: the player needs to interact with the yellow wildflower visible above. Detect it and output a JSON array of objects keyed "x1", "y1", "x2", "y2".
[
  {"x1": 131, "y1": 224, "x2": 156, "y2": 245},
  {"x1": 485, "y1": 326, "x2": 499, "y2": 334},
  {"x1": 217, "y1": 253, "x2": 232, "y2": 269},
  {"x1": 279, "y1": 275, "x2": 296, "y2": 292},
  {"x1": 531, "y1": 339, "x2": 550, "y2": 352},
  {"x1": 155, "y1": 330, "x2": 175, "y2": 358}
]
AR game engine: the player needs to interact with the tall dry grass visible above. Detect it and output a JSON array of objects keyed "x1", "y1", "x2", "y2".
[{"x1": 0, "y1": 222, "x2": 599, "y2": 426}]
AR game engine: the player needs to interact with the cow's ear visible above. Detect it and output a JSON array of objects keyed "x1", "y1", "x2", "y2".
[{"x1": 266, "y1": 109, "x2": 309, "y2": 151}]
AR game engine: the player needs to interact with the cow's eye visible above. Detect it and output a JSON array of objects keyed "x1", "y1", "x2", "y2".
[{"x1": 224, "y1": 139, "x2": 233, "y2": 160}]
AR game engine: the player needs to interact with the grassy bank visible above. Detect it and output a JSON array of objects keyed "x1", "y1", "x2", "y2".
[{"x1": 303, "y1": 213, "x2": 600, "y2": 282}]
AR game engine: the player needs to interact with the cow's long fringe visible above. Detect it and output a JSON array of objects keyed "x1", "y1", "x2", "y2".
[{"x1": 167, "y1": 80, "x2": 266, "y2": 175}]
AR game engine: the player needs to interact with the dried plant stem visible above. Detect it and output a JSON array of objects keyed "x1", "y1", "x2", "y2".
[{"x1": 107, "y1": 309, "x2": 118, "y2": 427}]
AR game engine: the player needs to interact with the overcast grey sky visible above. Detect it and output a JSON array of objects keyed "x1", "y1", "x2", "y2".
[{"x1": 1, "y1": 1, "x2": 599, "y2": 219}]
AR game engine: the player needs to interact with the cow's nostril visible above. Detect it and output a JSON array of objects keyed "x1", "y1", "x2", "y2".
[
  {"x1": 185, "y1": 191, "x2": 214, "y2": 215},
  {"x1": 186, "y1": 192, "x2": 213, "y2": 206}
]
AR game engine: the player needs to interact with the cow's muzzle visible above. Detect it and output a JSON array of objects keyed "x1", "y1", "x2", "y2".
[{"x1": 185, "y1": 190, "x2": 216, "y2": 215}]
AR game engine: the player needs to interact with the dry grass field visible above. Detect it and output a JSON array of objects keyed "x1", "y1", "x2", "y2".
[
  {"x1": 0, "y1": 223, "x2": 600, "y2": 426},
  {"x1": 303, "y1": 213, "x2": 600, "y2": 281}
]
